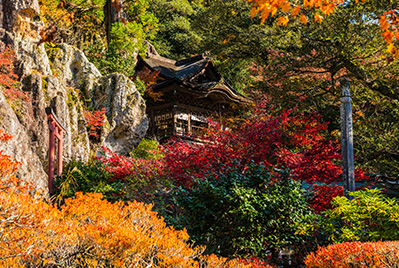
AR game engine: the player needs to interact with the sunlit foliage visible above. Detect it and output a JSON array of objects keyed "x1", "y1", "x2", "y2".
[
  {"x1": 0, "y1": 131, "x2": 271, "y2": 267},
  {"x1": 298, "y1": 189, "x2": 399, "y2": 244},
  {"x1": 247, "y1": 0, "x2": 399, "y2": 57}
]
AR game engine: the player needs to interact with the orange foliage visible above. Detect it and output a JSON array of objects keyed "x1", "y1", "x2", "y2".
[
  {"x1": 380, "y1": 11, "x2": 399, "y2": 58},
  {"x1": 39, "y1": 0, "x2": 72, "y2": 28},
  {"x1": 0, "y1": 130, "x2": 46, "y2": 267},
  {"x1": 247, "y1": 0, "x2": 399, "y2": 57},
  {"x1": 0, "y1": 130, "x2": 20, "y2": 186},
  {"x1": 247, "y1": 0, "x2": 348, "y2": 23},
  {"x1": 305, "y1": 241, "x2": 399, "y2": 268},
  {"x1": 136, "y1": 68, "x2": 164, "y2": 101},
  {"x1": 38, "y1": 0, "x2": 73, "y2": 45},
  {"x1": 0, "y1": 45, "x2": 18, "y2": 88},
  {"x1": 0, "y1": 130, "x2": 270, "y2": 267},
  {"x1": 0, "y1": 191, "x2": 273, "y2": 267}
]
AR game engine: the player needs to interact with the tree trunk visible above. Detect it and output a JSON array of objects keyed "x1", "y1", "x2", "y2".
[{"x1": 104, "y1": 0, "x2": 124, "y2": 47}]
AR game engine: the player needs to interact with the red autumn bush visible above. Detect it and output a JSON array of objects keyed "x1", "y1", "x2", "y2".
[
  {"x1": 304, "y1": 241, "x2": 399, "y2": 268},
  {"x1": 93, "y1": 102, "x2": 370, "y2": 213},
  {"x1": 161, "y1": 103, "x2": 370, "y2": 212},
  {"x1": 0, "y1": 43, "x2": 30, "y2": 102},
  {"x1": 309, "y1": 184, "x2": 343, "y2": 213},
  {"x1": 94, "y1": 106, "x2": 343, "y2": 208},
  {"x1": 84, "y1": 108, "x2": 107, "y2": 139},
  {"x1": 93, "y1": 146, "x2": 167, "y2": 204},
  {"x1": 97, "y1": 146, "x2": 164, "y2": 182},
  {"x1": 163, "y1": 106, "x2": 341, "y2": 188}
]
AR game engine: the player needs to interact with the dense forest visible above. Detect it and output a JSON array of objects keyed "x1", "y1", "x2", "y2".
[
  {"x1": 37, "y1": 0, "x2": 399, "y2": 175},
  {"x1": 2, "y1": 0, "x2": 399, "y2": 267}
]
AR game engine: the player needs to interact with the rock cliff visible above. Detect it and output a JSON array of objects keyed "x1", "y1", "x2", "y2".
[{"x1": 0, "y1": 0, "x2": 148, "y2": 195}]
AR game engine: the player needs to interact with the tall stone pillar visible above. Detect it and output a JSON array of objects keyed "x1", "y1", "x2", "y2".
[{"x1": 340, "y1": 80, "x2": 356, "y2": 199}]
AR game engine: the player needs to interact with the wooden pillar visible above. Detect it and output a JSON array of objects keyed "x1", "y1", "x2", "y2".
[
  {"x1": 340, "y1": 80, "x2": 356, "y2": 199},
  {"x1": 46, "y1": 107, "x2": 67, "y2": 195},
  {"x1": 48, "y1": 122, "x2": 56, "y2": 194},
  {"x1": 188, "y1": 112, "x2": 192, "y2": 135},
  {"x1": 173, "y1": 113, "x2": 177, "y2": 135},
  {"x1": 150, "y1": 109, "x2": 155, "y2": 136},
  {"x1": 173, "y1": 105, "x2": 178, "y2": 136},
  {"x1": 57, "y1": 128, "x2": 64, "y2": 176}
]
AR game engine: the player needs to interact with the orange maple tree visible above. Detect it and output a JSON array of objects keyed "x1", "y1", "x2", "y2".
[
  {"x1": 247, "y1": 0, "x2": 363, "y2": 24},
  {"x1": 247, "y1": 0, "x2": 399, "y2": 57}
]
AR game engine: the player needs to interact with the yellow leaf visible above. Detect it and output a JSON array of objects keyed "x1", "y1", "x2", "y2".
[
  {"x1": 386, "y1": 43, "x2": 394, "y2": 54},
  {"x1": 277, "y1": 15, "x2": 289, "y2": 26},
  {"x1": 314, "y1": 14, "x2": 324, "y2": 23},
  {"x1": 300, "y1": 14, "x2": 308, "y2": 25},
  {"x1": 271, "y1": 6, "x2": 278, "y2": 17}
]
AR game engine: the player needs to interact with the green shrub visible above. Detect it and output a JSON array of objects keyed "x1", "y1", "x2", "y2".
[
  {"x1": 298, "y1": 189, "x2": 399, "y2": 244},
  {"x1": 168, "y1": 162, "x2": 312, "y2": 260},
  {"x1": 53, "y1": 159, "x2": 120, "y2": 204},
  {"x1": 130, "y1": 138, "x2": 163, "y2": 160},
  {"x1": 86, "y1": 42, "x2": 138, "y2": 78}
]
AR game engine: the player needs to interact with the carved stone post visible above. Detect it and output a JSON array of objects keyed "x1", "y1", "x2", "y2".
[{"x1": 340, "y1": 80, "x2": 356, "y2": 198}]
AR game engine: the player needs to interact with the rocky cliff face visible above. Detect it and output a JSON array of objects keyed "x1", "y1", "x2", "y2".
[{"x1": 0, "y1": 0, "x2": 148, "y2": 195}]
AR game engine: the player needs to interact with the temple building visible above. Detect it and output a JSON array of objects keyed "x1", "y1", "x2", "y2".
[{"x1": 135, "y1": 44, "x2": 252, "y2": 142}]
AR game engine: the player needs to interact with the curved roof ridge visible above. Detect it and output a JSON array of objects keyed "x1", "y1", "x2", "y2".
[
  {"x1": 137, "y1": 43, "x2": 252, "y2": 104},
  {"x1": 144, "y1": 54, "x2": 210, "y2": 80},
  {"x1": 147, "y1": 53, "x2": 177, "y2": 65}
]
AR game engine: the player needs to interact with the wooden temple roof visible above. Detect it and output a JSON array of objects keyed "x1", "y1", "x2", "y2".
[
  {"x1": 144, "y1": 54, "x2": 209, "y2": 80},
  {"x1": 136, "y1": 44, "x2": 252, "y2": 105}
]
